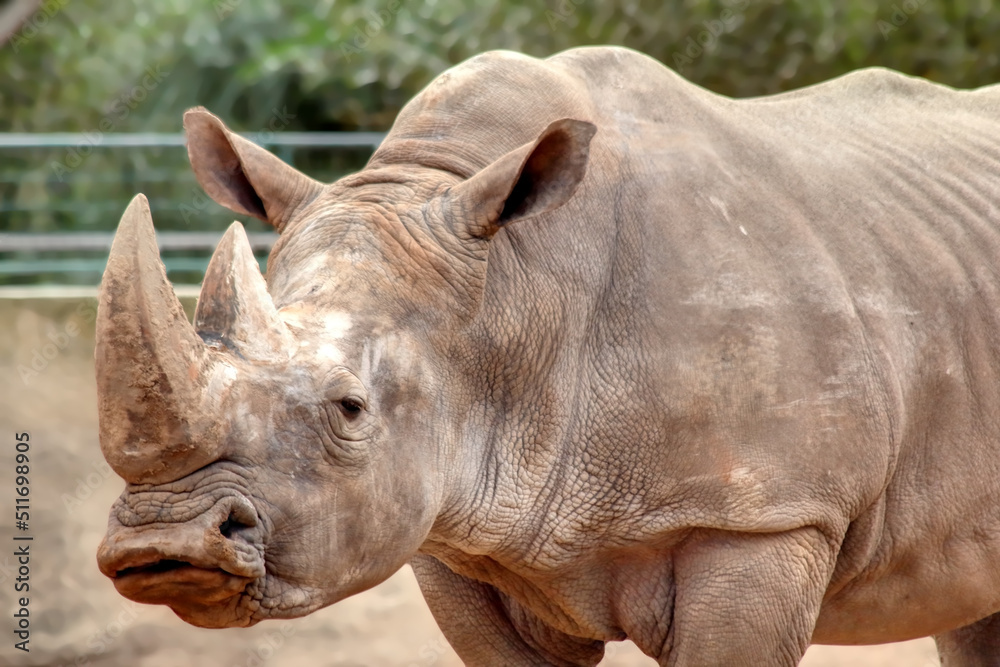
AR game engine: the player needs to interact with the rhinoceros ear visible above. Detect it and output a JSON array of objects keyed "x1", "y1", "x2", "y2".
[
  {"x1": 183, "y1": 107, "x2": 323, "y2": 232},
  {"x1": 447, "y1": 118, "x2": 596, "y2": 240}
]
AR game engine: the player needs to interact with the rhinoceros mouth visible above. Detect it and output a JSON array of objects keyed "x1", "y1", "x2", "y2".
[
  {"x1": 114, "y1": 555, "x2": 247, "y2": 581},
  {"x1": 112, "y1": 557, "x2": 255, "y2": 605},
  {"x1": 117, "y1": 558, "x2": 192, "y2": 577}
]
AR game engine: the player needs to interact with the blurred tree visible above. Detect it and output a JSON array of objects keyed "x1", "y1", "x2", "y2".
[
  {"x1": 2, "y1": 0, "x2": 999, "y2": 134},
  {"x1": 0, "y1": 0, "x2": 41, "y2": 44}
]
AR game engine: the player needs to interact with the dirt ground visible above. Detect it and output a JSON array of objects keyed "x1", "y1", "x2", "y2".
[{"x1": 0, "y1": 292, "x2": 940, "y2": 666}]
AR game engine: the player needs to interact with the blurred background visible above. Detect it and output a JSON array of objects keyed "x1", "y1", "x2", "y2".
[{"x1": 0, "y1": 1, "x2": 995, "y2": 665}]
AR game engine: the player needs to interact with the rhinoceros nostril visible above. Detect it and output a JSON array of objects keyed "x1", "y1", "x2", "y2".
[
  {"x1": 219, "y1": 512, "x2": 253, "y2": 539},
  {"x1": 218, "y1": 495, "x2": 258, "y2": 540}
]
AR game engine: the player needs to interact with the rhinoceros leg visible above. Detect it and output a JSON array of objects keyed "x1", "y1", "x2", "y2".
[
  {"x1": 663, "y1": 527, "x2": 837, "y2": 667},
  {"x1": 410, "y1": 554, "x2": 605, "y2": 667},
  {"x1": 935, "y1": 612, "x2": 1000, "y2": 666}
]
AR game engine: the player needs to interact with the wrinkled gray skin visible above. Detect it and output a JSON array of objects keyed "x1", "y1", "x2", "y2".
[{"x1": 95, "y1": 46, "x2": 1000, "y2": 666}]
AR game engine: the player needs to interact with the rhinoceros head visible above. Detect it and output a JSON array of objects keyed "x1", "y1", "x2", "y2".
[{"x1": 95, "y1": 107, "x2": 594, "y2": 628}]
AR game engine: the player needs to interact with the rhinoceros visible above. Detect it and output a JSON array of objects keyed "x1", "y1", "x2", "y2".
[{"x1": 95, "y1": 46, "x2": 1000, "y2": 665}]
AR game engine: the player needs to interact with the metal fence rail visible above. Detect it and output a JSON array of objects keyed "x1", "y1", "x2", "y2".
[
  {"x1": 0, "y1": 231, "x2": 279, "y2": 275},
  {"x1": 0, "y1": 231, "x2": 279, "y2": 251},
  {"x1": 0, "y1": 131, "x2": 382, "y2": 285},
  {"x1": 0, "y1": 132, "x2": 385, "y2": 148}
]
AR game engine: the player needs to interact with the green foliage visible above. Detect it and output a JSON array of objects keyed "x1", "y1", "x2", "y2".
[{"x1": 3, "y1": 0, "x2": 999, "y2": 134}]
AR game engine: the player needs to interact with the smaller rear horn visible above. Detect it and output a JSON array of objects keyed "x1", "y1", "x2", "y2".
[{"x1": 194, "y1": 222, "x2": 294, "y2": 361}]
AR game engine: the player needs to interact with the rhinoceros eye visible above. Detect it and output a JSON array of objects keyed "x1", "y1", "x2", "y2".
[{"x1": 338, "y1": 397, "x2": 365, "y2": 418}]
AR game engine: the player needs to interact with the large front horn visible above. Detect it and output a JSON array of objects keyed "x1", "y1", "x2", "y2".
[
  {"x1": 194, "y1": 222, "x2": 294, "y2": 361},
  {"x1": 96, "y1": 195, "x2": 229, "y2": 484}
]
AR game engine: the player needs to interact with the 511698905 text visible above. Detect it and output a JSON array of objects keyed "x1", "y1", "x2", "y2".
[{"x1": 13, "y1": 431, "x2": 32, "y2": 653}]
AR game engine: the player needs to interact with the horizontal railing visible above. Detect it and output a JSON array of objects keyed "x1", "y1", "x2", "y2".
[
  {"x1": 0, "y1": 132, "x2": 386, "y2": 148},
  {"x1": 0, "y1": 131, "x2": 381, "y2": 284},
  {"x1": 0, "y1": 231, "x2": 278, "y2": 275},
  {"x1": 0, "y1": 231, "x2": 278, "y2": 252}
]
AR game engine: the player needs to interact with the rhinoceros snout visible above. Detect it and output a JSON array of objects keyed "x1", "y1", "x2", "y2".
[{"x1": 97, "y1": 493, "x2": 266, "y2": 616}]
